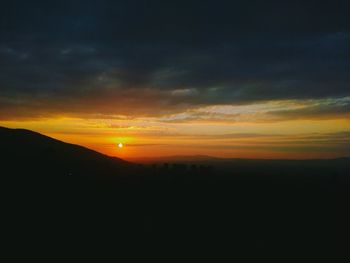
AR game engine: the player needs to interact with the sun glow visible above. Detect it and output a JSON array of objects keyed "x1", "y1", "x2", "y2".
[{"x1": 1, "y1": 113, "x2": 350, "y2": 160}]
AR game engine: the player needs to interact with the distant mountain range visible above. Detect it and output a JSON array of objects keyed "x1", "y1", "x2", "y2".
[
  {"x1": 131, "y1": 154, "x2": 350, "y2": 164},
  {"x1": 130, "y1": 154, "x2": 350, "y2": 171}
]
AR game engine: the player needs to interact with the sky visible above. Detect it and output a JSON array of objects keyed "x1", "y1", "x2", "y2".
[{"x1": 1, "y1": 0, "x2": 350, "y2": 160}]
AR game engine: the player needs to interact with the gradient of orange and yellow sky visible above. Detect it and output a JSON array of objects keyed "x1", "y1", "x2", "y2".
[{"x1": 1, "y1": 98, "x2": 350, "y2": 160}]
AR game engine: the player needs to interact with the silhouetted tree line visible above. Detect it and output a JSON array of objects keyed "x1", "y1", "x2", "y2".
[{"x1": 149, "y1": 163, "x2": 214, "y2": 174}]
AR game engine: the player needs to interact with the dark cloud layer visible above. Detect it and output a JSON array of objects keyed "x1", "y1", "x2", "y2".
[{"x1": 1, "y1": 0, "x2": 350, "y2": 118}]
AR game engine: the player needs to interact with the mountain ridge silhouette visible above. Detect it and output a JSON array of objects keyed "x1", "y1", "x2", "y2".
[{"x1": 0, "y1": 126, "x2": 132, "y2": 179}]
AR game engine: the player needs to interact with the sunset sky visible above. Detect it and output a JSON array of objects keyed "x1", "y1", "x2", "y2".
[{"x1": 1, "y1": 0, "x2": 350, "y2": 160}]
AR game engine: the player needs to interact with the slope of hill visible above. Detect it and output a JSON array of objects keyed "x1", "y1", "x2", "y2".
[{"x1": 0, "y1": 126, "x2": 132, "y2": 180}]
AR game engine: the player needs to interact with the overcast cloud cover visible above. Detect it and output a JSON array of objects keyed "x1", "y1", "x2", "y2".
[{"x1": 1, "y1": 0, "x2": 350, "y2": 120}]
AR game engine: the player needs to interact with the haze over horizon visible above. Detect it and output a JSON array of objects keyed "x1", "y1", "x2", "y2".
[{"x1": 1, "y1": 0, "x2": 350, "y2": 159}]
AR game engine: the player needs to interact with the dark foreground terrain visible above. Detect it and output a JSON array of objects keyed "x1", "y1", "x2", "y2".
[{"x1": 1, "y1": 126, "x2": 350, "y2": 259}]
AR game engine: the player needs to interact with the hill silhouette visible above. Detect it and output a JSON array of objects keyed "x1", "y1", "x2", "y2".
[
  {"x1": 0, "y1": 126, "x2": 133, "y2": 180},
  {"x1": 1, "y1": 126, "x2": 350, "y2": 256}
]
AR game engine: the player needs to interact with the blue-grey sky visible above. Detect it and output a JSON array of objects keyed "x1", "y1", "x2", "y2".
[{"x1": 1, "y1": 0, "x2": 349, "y2": 118}]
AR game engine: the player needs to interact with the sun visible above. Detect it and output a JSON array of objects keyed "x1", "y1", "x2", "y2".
[{"x1": 118, "y1": 143, "x2": 123, "y2": 148}]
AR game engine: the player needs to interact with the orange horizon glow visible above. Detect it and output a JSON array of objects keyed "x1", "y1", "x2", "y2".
[{"x1": 1, "y1": 109, "x2": 350, "y2": 160}]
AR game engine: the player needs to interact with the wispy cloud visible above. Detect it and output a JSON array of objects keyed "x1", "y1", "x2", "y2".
[{"x1": 156, "y1": 97, "x2": 350, "y2": 123}]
